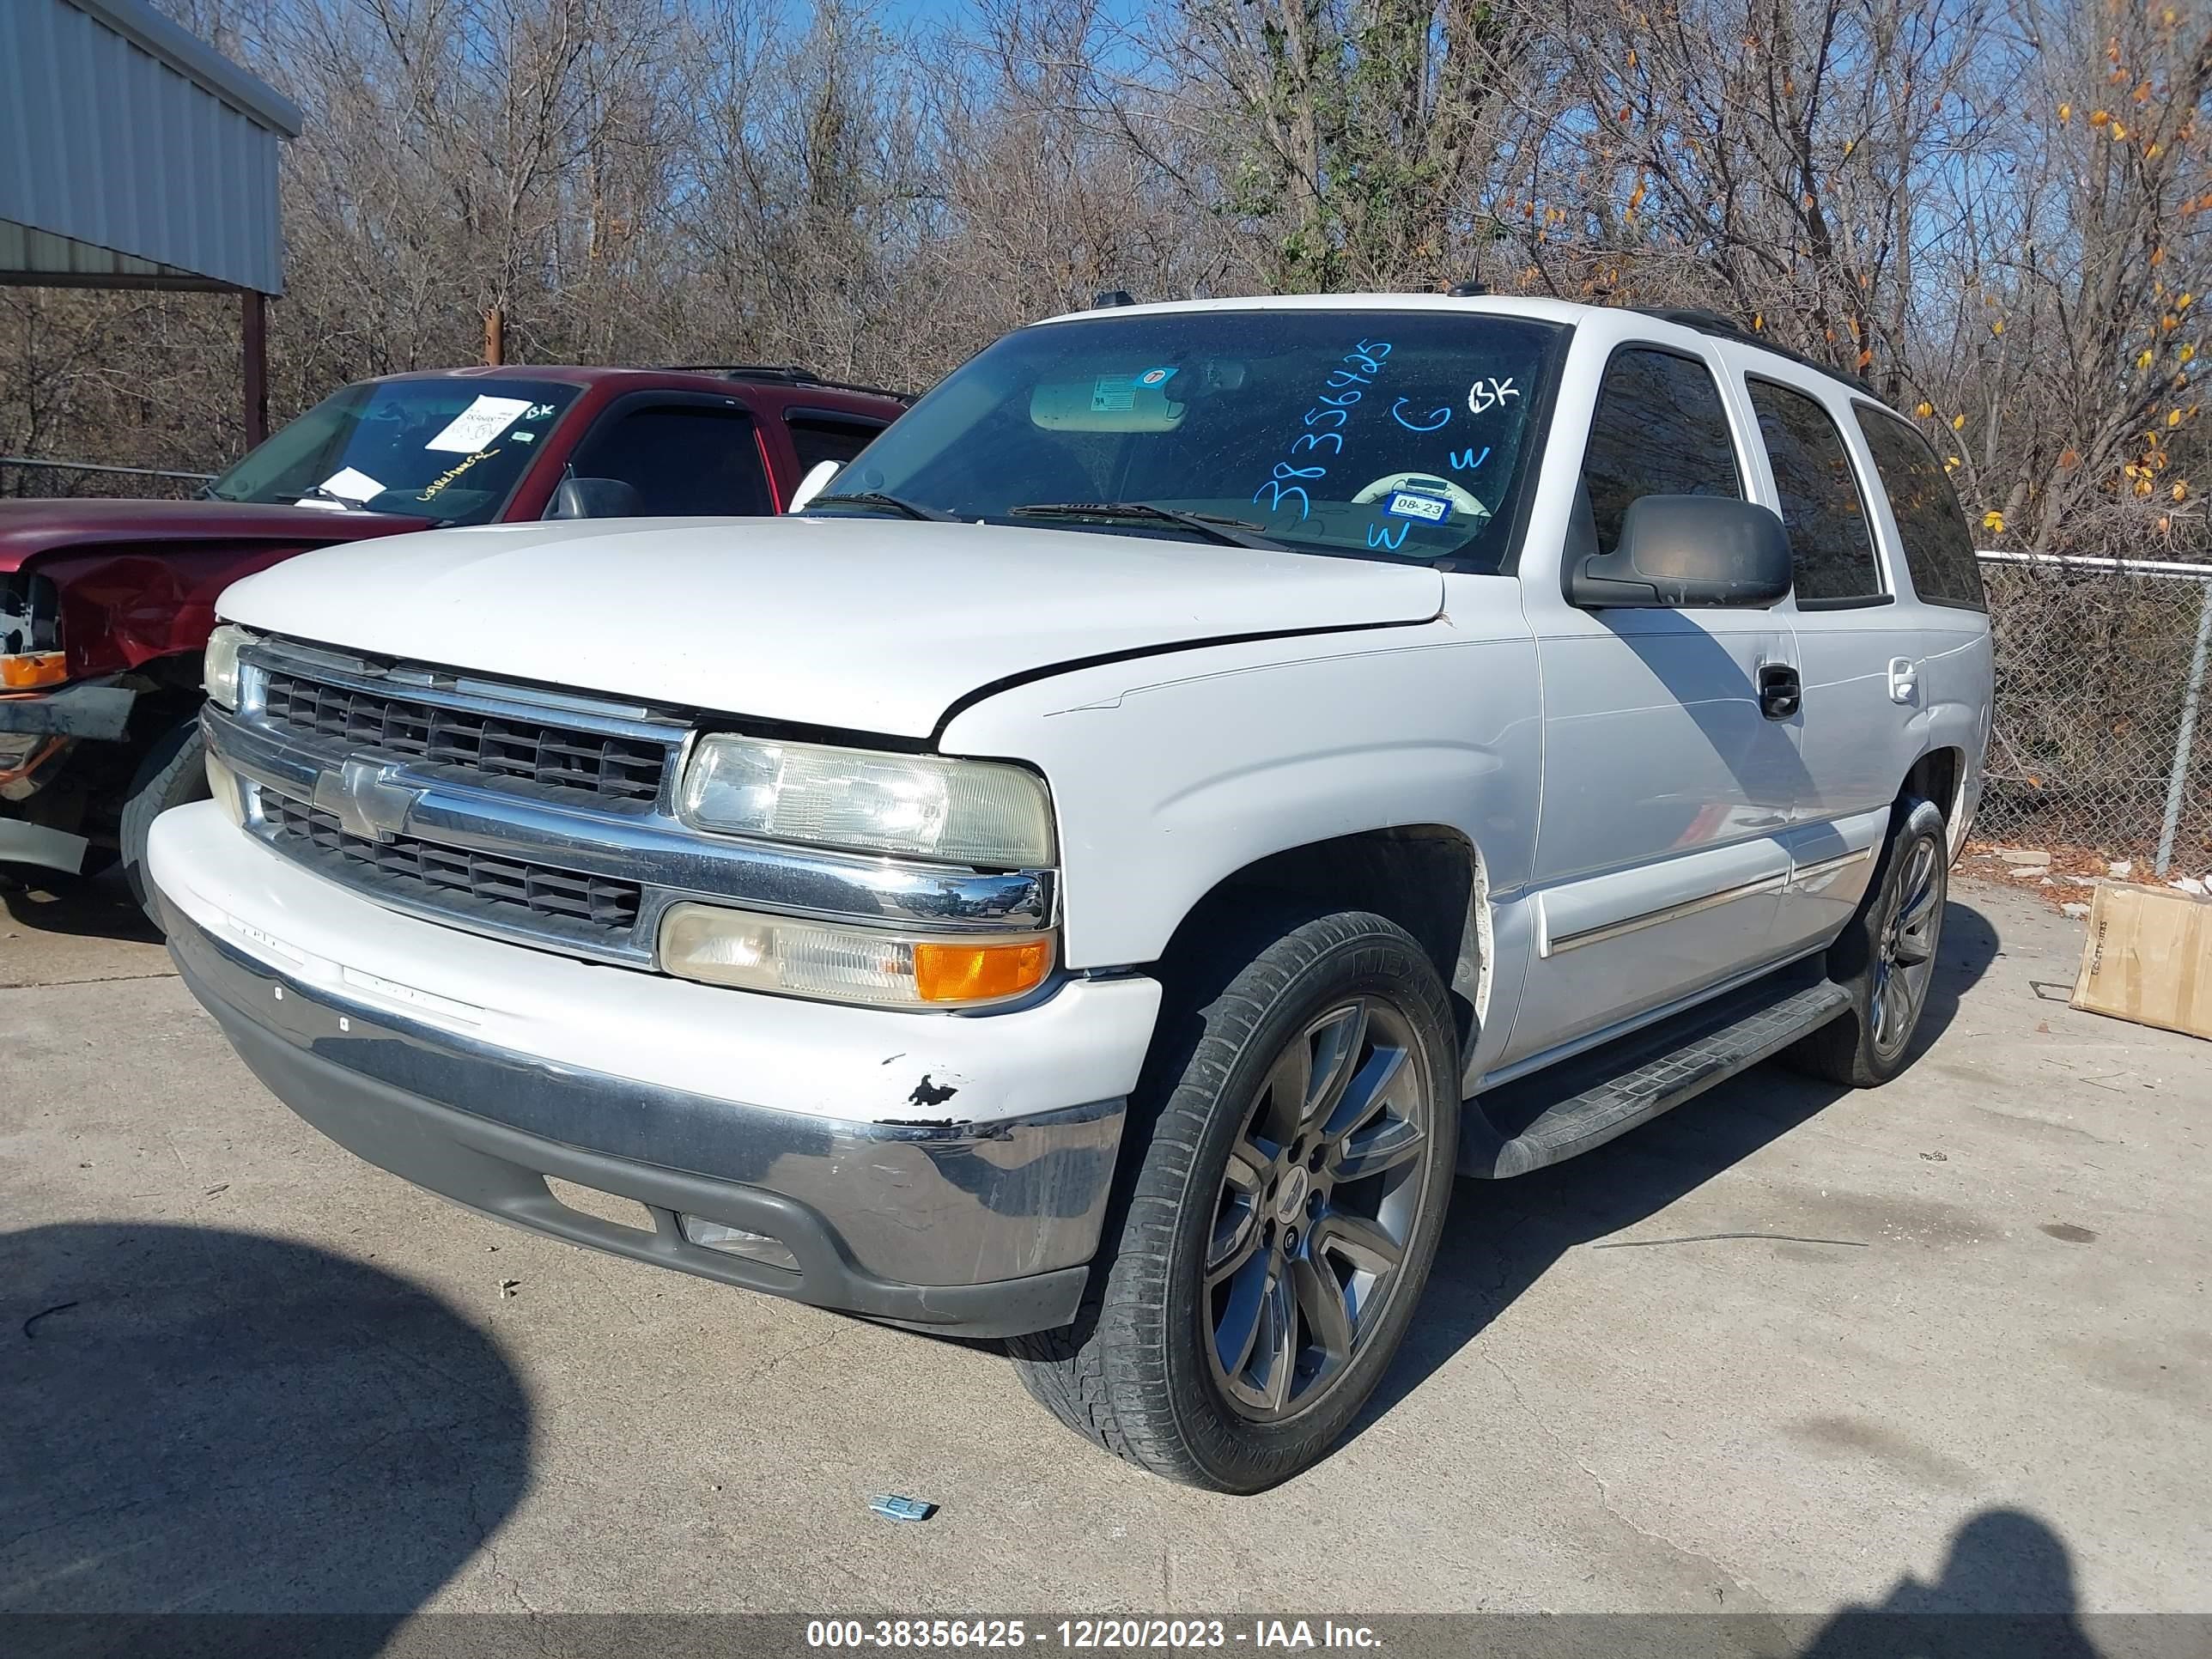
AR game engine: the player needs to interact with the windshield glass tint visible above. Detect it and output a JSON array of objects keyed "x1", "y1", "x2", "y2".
[
  {"x1": 209, "y1": 378, "x2": 579, "y2": 523},
  {"x1": 823, "y1": 310, "x2": 1562, "y2": 568}
]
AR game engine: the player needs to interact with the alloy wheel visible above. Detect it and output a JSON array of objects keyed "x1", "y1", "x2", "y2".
[
  {"x1": 1205, "y1": 997, "x2": 1433, "y2": 1422},
  {"x1": 1870, "y1": 836, "x2": 1942, "y2": 1057}
]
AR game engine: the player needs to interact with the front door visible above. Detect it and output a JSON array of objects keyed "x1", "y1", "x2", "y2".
[
  {"x1": 562, "y1": 394, "x2": 775, "y2": 517},
  {"x1": 1502, "y1": 343, "x2": 1804, "y2": 1069}
]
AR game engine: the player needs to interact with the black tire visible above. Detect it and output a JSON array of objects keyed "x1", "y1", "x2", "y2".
[
  {"x1": 121, "y1": 717, "x2": 210, "y2": 923},
  {"x1": 1786, "y1": 796, "x2": 1948, "y2": 1087},
  {"x1": 1011, "y1": 907, "x2": 1459, "y2": 1492}
]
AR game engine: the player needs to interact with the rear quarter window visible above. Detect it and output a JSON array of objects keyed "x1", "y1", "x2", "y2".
[
  {"x1": 787, "y1": 413, "x2": 889, "y2": 472},
  {"x1": 1854, "y1": 405, "x2": 1986, "y2": 611}
]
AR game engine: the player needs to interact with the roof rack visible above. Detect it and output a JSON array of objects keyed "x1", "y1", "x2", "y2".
[
  {"x1": 1629, "y1": 307, "x2": 1880, "y2": 399},
  {"x1": 659, "y1": 364, "x2": 915, "y2": 404}
]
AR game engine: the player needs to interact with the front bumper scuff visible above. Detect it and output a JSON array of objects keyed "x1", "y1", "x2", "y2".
[{"x1": 163, "y1": 902, "x2": 1124, "y2": 1338}]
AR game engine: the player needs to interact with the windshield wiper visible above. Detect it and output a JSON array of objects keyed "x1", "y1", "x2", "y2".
[
  {"x1": 1011, "y1": 501, "x2": 1285, "y2": 551},
  {"x1": 811, "y1": 490, "x2": 954, "y2": 522},
  {"x1": 293, "y1": 484, "x2": 374, "y2": 513}
]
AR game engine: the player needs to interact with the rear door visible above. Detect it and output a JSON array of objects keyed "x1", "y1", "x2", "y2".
[
  {"x1": 1504, "y1": 340, "x2": 1803, "y2": 1067},
  {"x1": 1734, "y1": 368, "x2": 1918, "y2": 951}
]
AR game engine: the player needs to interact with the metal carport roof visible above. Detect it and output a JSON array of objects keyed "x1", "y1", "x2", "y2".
[
  {"x1": 1, "y1": 0, "x2": 301, "y2": 295},
  {"x1": 0, "y1": 0, "x2": 303, "y2": 442}
]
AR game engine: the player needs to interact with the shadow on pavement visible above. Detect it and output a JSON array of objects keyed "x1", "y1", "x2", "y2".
[
  {"x1": 1, "y1": 868, "x2": 160, "y2": 945},
  {"x1": 2, "y1": 1223, "x2": 532, "y2": 1653},
  {"x1": 1796, "y1": 1508, "x2": 2100, "y2": 1656},
  {"x1": 1353, "y1": 896, "x2": 2002, "y2": 1440}
]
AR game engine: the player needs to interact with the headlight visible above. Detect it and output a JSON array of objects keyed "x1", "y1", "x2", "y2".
[
  {"x1": 679, "y1": 735, "x2": 1054, "y2": 867},
  {"x1": 204, "y1": 623, "x2": 255, "y2": 710},
  {"x1": 659, "y1": 902, "x2": 1054, "y2": 1007}
]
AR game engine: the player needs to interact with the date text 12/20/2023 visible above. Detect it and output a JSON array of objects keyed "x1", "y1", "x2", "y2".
[{"x1": 805, "y1": 1620, "x2": 1383, "y2": 1650}]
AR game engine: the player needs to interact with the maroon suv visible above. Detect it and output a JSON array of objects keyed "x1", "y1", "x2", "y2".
[{"x1": 0, "y1": 364, "x2": 908, "y2": 915}]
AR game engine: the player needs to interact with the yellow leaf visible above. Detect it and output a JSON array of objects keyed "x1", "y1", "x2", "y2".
[
  {"x1": 1627, "y1": 48, "x2": 1637, "y2": 68},
  {"x1": 1951, "y1": 413, "x2": 1966, "y2": 429},
  {"x1": 1982, "y1": 509, "x2": 2006, "y2": 533},
  {"x1": 2112, "y1": 121, "x2": 2129, "y2": 140},
  {"x1": 2172, "y1": 408, "x2": 2185, "y2": 425},
  {"x1": 2176, "y1": 482, "x2": 2191, "y2": 501},
  {"x1": 2181, "y1": 293, "x2": 2195, "y2": 310},
  {"x1": 1843, "y1": 138, "x2": 1855, "y2": 157},
  {"x1": 2137, "y1": 477, "x2": 2155, "y2": 495},
  {"x1": 2092, "y1": 108, "x2": 2111, "y2": 125},
  {"x1": 2135, "y1": 81, "x2": 2152, "y2": 103},
  {"x1": 2183, "y1": 343, "x2": 2197, "y2": 363},
  {"x1": 1915, "y1": 401, "x2": 1934, "y2": 417},
  {"x1": 2059, "y1": 101, "x2": 2073, "y2": 120},
  {"x1": 1992, "y1": 319, "x2": 2006, "y2": 336},
  {"x1": 1752, "y1": 313, "x2": 1764, "y2": 331},
  {"x1": 2139, "y1": 349, "x2": 2156, "y2": 368},
  {"x1": 1945, "y1": 456, "x2": 1961, "y2": 469}
]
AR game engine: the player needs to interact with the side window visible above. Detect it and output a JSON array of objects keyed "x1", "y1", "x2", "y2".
[
  {"x1": 787, "y1": 413, "x2": 888, "y2": 473},
  {"x1": 1853, "y1": 405, "x2": 1986, "y2": 610},
  {"x1": 1747, "y1": 380, "x2": 1883, "y2": 604},
  {"x1": 1581, "y1": 347, "x2": 1742, "y2": 555},
  {"x1": 568, "y1": 404, "x2": 773, "y2": 516}
]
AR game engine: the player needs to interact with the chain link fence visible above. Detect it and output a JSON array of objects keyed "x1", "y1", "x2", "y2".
[{"x1": 1977, "y1": 550, "x2": 2212, "y2": 877}]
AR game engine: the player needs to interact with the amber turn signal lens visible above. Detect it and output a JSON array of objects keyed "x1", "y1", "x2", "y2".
[
  {"x1": 0, "y1": 651, "x2": 67, "y2": 690},
  {"x1": 912, "y1": 937, "x2": 1054, "y2": 1004}
]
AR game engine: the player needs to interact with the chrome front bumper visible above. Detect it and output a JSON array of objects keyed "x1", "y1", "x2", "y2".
[{"x1": 164, "y1": 902, "x2": 1124, "y2": 1336}]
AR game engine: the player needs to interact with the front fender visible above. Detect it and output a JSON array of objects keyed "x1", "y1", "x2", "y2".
[{"x1": 940, "y1": 607, "x2": 1541, "y2": 975}]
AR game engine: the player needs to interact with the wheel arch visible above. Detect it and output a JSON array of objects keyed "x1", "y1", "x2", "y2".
[
  {"x1": 1151, "y1": 824, "x2": 1492, "y2": 1058},
  {"x1": 1903, "y1": 744, "x2": 1967, "y2": 855}
]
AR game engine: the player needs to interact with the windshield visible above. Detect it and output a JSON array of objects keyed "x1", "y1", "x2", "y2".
[
  {"x1": 815, "y1": 309, "x2": 1563, "y2": 568},
  {"x1": 208, "y1": 378, "x2": 580, "y2": 523}
]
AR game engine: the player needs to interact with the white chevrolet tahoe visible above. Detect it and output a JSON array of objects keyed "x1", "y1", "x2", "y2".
[{"x1": 152, "y1": 296, "x2": 1992, "y2": 1492}]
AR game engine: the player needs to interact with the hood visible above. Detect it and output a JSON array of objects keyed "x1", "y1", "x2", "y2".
[
  {"x1": 0, "y1": 498, "x2": 432, "y2": 574},
  {"x1": 217, "y1": 516, "x2": 1446, "y2": 738}
]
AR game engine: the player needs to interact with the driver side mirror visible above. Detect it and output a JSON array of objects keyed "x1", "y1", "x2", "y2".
[
  {"x1": 1567, "y1": 495, "x2": 1792, "y2": 610},
  {"x1": 548, "y1": 477, "x2": 643, "y2": 520}
]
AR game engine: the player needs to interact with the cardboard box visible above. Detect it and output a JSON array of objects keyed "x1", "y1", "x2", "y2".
[{"x1": 2073, "y1": 883, "x2": 2212, "y2": 1041}]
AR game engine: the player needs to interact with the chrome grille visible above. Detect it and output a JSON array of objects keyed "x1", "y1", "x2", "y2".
[
  {"x1": 264, "y1": 792, "x2": 642, "y2": 942},
  {"x1": 261, "y1": 671, "x2": 669, "y2": 807}
]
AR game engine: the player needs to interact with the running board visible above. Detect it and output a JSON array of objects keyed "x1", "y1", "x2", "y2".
[{"x1": 1459, "y1": 970, "x2": 1851, "y2": 1178}]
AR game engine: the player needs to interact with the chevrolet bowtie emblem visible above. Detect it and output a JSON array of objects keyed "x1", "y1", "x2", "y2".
[{"x1": 311, "y1": 757, "x2": 420, "y2": 842}]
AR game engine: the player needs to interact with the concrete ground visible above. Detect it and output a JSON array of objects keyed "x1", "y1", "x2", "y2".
[{"x1": 3, "y1": 871, "x2": 2208, "y2": 1633}]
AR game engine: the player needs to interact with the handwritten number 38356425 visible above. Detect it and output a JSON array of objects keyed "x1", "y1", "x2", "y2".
[{"x1": 1254, "y1": 340, "x2": 1391, "y2": 520}]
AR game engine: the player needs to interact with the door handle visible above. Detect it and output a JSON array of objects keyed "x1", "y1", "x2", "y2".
[
  {"x1": 1758, "y1": 664, "x2": 1802, "y2": 721},
  {"x1": 1887, "y1": 657, "x2": 1919, "y2": 703}
]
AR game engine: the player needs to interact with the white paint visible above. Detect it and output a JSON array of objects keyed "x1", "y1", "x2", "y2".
[{"x1": 216, "y1": 516, "x2": 1446, "y2": 738}]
